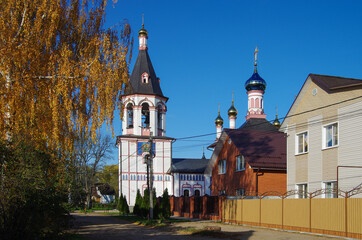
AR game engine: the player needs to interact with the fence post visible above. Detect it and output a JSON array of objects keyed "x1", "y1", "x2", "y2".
[
  {"x1": 345, "y1": 192, "x2": 348, "y2": 237},
  {"x1": 309, "y1": 193, "x2": 312, "y2": 233},
  {"x1": 170, "y1": 196, "x2": 174, "y2": 214},
  {"x1": 202, "y1": 196, "x2": 208, "y2": 218},
  {"x1": 218, "y1": 196, "x2": 224, "y2": 221},
  {"x1": 190, "y1": 196, "x2": 194, "y2": 218},
  {"x1": 180, "y1": 197, "x2": 184, "y2": 216}
]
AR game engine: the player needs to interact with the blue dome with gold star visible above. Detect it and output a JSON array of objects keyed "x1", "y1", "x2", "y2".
[{"x1": 245, "y1": 71, "x2": 266, "y2": 91}]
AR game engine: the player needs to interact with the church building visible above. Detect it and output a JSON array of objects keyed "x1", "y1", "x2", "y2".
[
  {"x1": 205, "y1": 48, "x2": 287, "y2": 196},
  {"x1": 117, "y1": 24, "x2": 174, "y2": 206}
]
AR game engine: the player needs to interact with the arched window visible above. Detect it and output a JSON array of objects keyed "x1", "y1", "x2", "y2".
[
  {"x1": 251, "y1": 98, "x2": 255, "y2": 108},
  {"x1": 142, "y1": 72, "x2": 149, "y2": 84},
  {"x1": 127, "y1": 103, "x2": 133, "y2": 128},
  {"x1": 184, "y1": 189, "x2": 189, "y2": 197},
  {"x1": 141, "y1": 103, "x2": 150, "y2": 128},
  {"x1": 157, "y1": 105, "x2": 163, "y2": 130},
  {"x1": 255, "y1": 98, "x2": 260, "y2": 108}
]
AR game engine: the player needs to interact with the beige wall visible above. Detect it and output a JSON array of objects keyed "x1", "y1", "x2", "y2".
[{"x1": 283, "y1": 76, "x2": 362, "y2": 196}]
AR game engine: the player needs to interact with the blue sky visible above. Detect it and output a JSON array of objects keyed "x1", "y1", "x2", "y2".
[{"x1": 102, "y1": 0, "x2": 362, "y2": 164}]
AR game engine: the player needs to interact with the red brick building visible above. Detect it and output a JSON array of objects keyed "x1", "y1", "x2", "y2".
[
  {"x1": 205, "y1": 51, "x2": 286, "y2": 197},
  {"x1": 205, "y1": 122, "x2": 286, "y2": 196}
]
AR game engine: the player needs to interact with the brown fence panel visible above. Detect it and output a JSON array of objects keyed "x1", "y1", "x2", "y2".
[
  {"x1": 347, "y1": 198, "x2": 362, "y2": 237},
  {"x1": 311, "y1": 198, "x2": 345, "y2": 235},
  {"x1": 241, "y1": 199, "x2": 260, "y2": 224},
  {"x1": 283, "y1": 199, "x2": 310, "y2": 230},
  {"x1": 194, "y1": 196, "x2": 203, "y2": 213},
  {"x1": 261, "y1": 199, "x2": 282, "y2": 227},
  {"x1": 182, "y1": 196, "x2": 190, "y2": 213},
  {"x1": 207, "y1": 196, "x2": 219, "y2": 215}
]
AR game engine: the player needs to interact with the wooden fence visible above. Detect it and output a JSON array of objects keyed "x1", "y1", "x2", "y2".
[
  {"x1": 170, "y1": 195, "x2": 222, "y2": 221},
  {"x1": 223, "y1": 198, "x2": 362, "y2": 239}
]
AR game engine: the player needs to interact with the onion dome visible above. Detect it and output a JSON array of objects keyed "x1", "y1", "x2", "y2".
[
  {"x1": 245, "y1": 71, "x2": 267, "y2": 91},
  {"x1": 215, "y1": 111, "x2": 224, "y2": 126},
  {"x1": 228, "y1": 101, "x2": 238, "y2": 117},
  {"x1": 139, "y1": 24, "x2": 148, "y2": 36},
  {"x1": 273, "y1": 114, "x2": 281, "y2": 129}
]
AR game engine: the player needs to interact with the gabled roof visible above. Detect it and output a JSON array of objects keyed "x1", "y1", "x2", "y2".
[
  {"x1": 281, "y1": 74, "x2": 362, "y2": 128},
  {"x1": 205, "y1": 128, "x2": 286, "y2": 175},
  {"x1": 309, "y1": 74, "x2": 362, "y2": 92},
  {"x1": 225, "y1": 128, "x2": 286, "y2": 169},
  {"x1": 171, "y1": 158, "x2": 209, "y2": 173},
  {"x1": 127, "y1": 50, "x2": 164, "y2": 97}
]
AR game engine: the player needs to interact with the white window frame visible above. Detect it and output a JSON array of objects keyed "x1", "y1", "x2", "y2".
[
  {"x1": 236, "y1": 188, "x2": 245, "y2": 197},
  {"x1": 323, "y1": 181, "x2": 337, "y2": 198},
  {"x1": 296, "y1": 183, "x2": 308, "y2": 199},
  {"x1": 218, "y1": 159, "x2": 226, "y2": 174},
  {"x1": 236, "y1": 155, "x2": 245, "y2": 171},
  {"x1": 295, "y1": 131, "x2": 309, "y2": 155},
  {"x1": 322, "y1": 122, "x2": 339, "y2": 149}
]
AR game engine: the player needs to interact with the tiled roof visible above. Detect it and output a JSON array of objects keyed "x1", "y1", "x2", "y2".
[
  {"x1": 128, "y1": 50, "x2": 164, "y2": 97},
  {"x1": 309, "y1": 74, "x2": 362, "y2": 92},
  {"x1": 171, "y1": 158, "x2": 210, "y2": 173},
  {"x1": 224, "y1": 128, "x2": 286, "y2": 169}
]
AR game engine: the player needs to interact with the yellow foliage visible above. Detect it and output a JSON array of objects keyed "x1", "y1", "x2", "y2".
[{"x1": 0, "y1": 0, "x2": 132, "y2": 154}]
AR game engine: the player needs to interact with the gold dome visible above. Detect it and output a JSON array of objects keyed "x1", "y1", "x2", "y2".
[
  {"x1": 138, "y1": 24, "x2": 148, "y2": 36},
  {"x1": 215, "y1": 111, "x2": 224, "y2": 126},
  {"x1": 273, "y1": 114, "x2": 281, "y2": 129},
  {"x1": 228, "y1": 101, "x2": 238, "y2": 117}
]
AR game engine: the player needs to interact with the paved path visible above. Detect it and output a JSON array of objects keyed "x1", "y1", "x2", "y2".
[{"x1": 70, "y1": 213, "x2": 339, "y2": 240}]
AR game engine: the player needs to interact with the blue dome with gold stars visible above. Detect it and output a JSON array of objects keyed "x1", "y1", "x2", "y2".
[{"x1": 245, "y1": 71, "x2": 266, "y2": 91}]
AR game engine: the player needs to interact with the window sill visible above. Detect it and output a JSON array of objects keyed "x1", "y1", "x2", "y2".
[
  {"x1": 295, "y1": 152, "x2": 308, "y2": 156},
  {"x1": 236, "y1": 169, "x2": 245, "y2": 172},
  {"x1": 322, "y1": 145, "x2": 338, "y2": 151},
  {"x1": 218, "y1": 173, "x2": 226, "y2": 175}
]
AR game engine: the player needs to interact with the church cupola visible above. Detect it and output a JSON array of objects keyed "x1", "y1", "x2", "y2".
[
  {"x1": 215, "y1": 107, "x2": 223, "y2": 140},
  {"x1": 272, "y1": 107, "x2": 281, "y2": 129},
  {"x1": 245, "y1": 47, "x2": 267, "y2": 120},
  {"x1": 228, "y1": 92, "x2": 237, "y2": 129},
  {"x1": 138, "y1": 24, "x2": 148, "y2": 50}
]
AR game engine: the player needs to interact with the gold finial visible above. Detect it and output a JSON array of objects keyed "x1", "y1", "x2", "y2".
[
  {"x1": 218, "y1": 102, "x2": 220, "y2": 113},
  {"x1": 232, "y1": 91, "x2": 234, "y2": 103},
  {"x1": 254, "y1": 46, "x2": 258, "y2": 66},
  {"x1": 254, "y1": 46, "x2": 258, "y2": 73},
  {"x1": 275, "y1": 106, "x2": 278, "y2": 116},
  {"x1": 142, "y1": 14, "x2": 144, "y2": 28}
]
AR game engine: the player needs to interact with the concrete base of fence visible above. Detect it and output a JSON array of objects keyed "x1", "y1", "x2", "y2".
[{"x1": 223, "y1": 219, "x2": 362, "y2": 239}]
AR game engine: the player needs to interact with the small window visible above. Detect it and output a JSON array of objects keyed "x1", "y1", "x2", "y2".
[
  {"x1": 296, "y1": 131, "x2": 308, "y2": 154},
  {"x1": 141, "y1": 72, "x2": 149, "y2": 84},
  {"x1": 236, "y1": 155, "x2": 245, "y2": 171},
  {"x1": 219, "y1": 190, "x2": 226, "y2": 196},
  {"x1": 324, "y1": 181, "x2": 337, "y2": 198},
  {"x1": 297, "y1": 184, "x2": 308, "y2": 199},
  {"x1": 126, "y1": 103, "x2": 133, "y2": 128},
  {"x1": 323, "y1": 123, "x2": 338, "y2": 149},
  {"x1": 236, "y1": 189, "x2": 245, "y2": 196},
  {"x1": 218, "y1": 160, "x2": 226, "y2": 174},
  {"x1": 184, "y1": 189, "x2": 189, "y2": 197}
]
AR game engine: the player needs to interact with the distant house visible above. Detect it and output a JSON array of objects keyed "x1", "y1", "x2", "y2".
[
  {"x1": 92, "y1": 183, "x2": 116, "y2": 204},
  {"x1": 205, "y1": 119, "x2": 287, "y2": 196},
  {"x1": 281, "y1": 74, "x2": 362, "y2": 198},
  {"x1": 169, "y1": 156, "x2": 210, "y2": 197}
]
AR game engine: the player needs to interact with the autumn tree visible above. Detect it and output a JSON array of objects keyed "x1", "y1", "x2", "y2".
[
  {"x1": 0, "y1": 0, "x2": 133, "y2": 153},
  {"x1": 97, "y1": 164, "x2": 119, "y2": 197},
  {"x1": 72, "y1": 133, "x2": 113, "y2": 207}
]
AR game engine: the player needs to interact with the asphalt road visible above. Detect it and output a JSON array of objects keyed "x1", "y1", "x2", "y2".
[{"x1": 70, "y1": 213, "x2": 337, "y2": 240}]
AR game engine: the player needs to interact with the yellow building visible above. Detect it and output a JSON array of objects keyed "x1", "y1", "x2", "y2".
[{"x1": 281, "y1": 74, "x2": 362, "y2": 198}]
